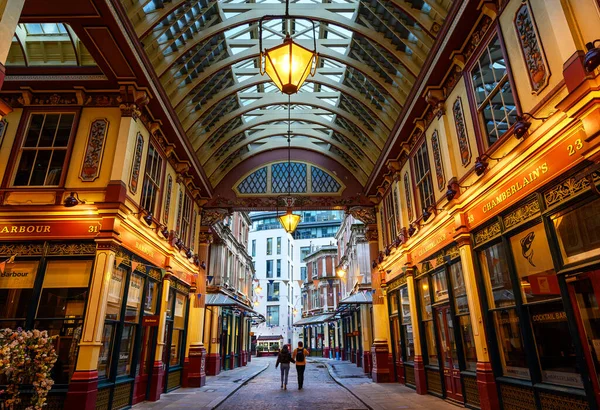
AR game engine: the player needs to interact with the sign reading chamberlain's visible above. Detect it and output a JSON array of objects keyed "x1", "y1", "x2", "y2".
[
  {"x1": 467, "y1": 131, "x2": 588, "y2": 228},
  {"x1": 0, "y1": 221, "x2": 101, "y2": 238}
]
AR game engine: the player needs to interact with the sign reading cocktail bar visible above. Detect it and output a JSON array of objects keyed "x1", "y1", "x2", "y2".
[{"x1": 0, "y1": 221, "x2": 101, "y2": 239}]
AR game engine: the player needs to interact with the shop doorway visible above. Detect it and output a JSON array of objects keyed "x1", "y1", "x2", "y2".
[
  {"x1": 132, "y1": 325, "x2": 156, "y2": 404},
  {"x1": 435, "y1": 305, "x2": 463, "y2": 402},
  {"x1": 569, "y1": 271, "x2": 600, "y2": 405}
]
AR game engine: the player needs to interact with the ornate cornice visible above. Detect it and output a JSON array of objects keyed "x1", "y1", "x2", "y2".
[
  {"x1": 348, "y1": 206, "x2": 377, "y2": 225},
  {"x1": 200, "y1": 208, "x2": 230, "y2": 227}
]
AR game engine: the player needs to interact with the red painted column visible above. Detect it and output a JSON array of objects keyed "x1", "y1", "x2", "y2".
[
  {"x1": 64, "y1": 370, "x2": 98, "y2": 410},
  {"x1": 477, "y1": 362, "x2": 500, "y2": 410},
  {"x1": 148, "y1": 361, "x2": 165, "y2": 401},
  {"x1": 413, "y1": 355, "x2": 427, "y2": 394},
  {"x1": 185, "y1": 345, "x2": 207, "y2": 387},
  {"x1": 370, "y1": 341, "x2": 390, "y2": 383},
  {"x1": 323, "y1": 346, "x2": 330, "y2": 358},
  {"x1": 206, "y1": 353, "x2": 221, "y2": 376},
  {"x1": 363, "y1": 350, "x2": 371, "y2": 375},
  {"x1": 396, "y1": 357, "x2": 405, "y2": 384}
]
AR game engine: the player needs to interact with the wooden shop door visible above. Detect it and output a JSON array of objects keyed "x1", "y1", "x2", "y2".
[{"x1": 436, "y1": 305, "x2": 463, "y2": 402}]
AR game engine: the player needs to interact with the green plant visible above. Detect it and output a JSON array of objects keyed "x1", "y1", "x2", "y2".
[{"x1": 0, "y1": 328, "x2": 58, "y2": 409}]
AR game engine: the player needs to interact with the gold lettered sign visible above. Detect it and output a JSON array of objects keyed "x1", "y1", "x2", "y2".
[{"x1": 0, "y1": 221, "x2": 101, "y2": 238}]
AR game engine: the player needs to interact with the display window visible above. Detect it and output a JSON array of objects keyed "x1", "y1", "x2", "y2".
[
  {"x1": 0, "y1": 252, "x2": 93, "y2": 386},
  {"x1": 509, "y1": 223, "x2": 559, "y2": 303},
  {"x1": 449, "y1": 262, "x2": 477, "y2": 371},
  {"x1": 431, "y1": 269, "x2": 449, "y2": 302},
  {"x1": 400, "y1": 287, "x2": 415, "y2": 362},
  {"x1": 492, "y1": 308, "x2": 529, "y2": 379},
  {"x1": 0, "y1": 260, "x2": 38, "y2": 327},
  {"x1": 479, "y1": 242, "x2": 515, "y2": 308},
  {"x1": 553, "y1": 198, "x2": 600, "y2": 264},
  {"x1": 528, "y1": 300, "x2": 582, "y2": 387}
]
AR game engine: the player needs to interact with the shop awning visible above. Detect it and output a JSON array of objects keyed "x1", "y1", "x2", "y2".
[
  {"x1": 293, "y1": 313, "x2": 335, "y2": 327},
  {"x1": 205, "y1": 293, "x2": 265, "y2": 323},
  {"x1": 339, "y1": 291, "x2": 372, "y2": 305},
  {"x1": 257, "y1": 335, "x2": 283, "y2": 341}
]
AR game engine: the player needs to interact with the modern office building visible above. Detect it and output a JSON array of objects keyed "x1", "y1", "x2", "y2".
[{"x1": 249, "y1": 210, "x2": 342, "y2": 351}]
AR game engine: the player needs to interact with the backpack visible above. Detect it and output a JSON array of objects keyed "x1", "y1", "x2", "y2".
[{"x1": 296, "y1": 348, "x2": 305, "y2": 362}]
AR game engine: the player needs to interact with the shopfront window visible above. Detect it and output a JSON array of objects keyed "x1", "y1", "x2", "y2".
[
  {"x1": 480, "y1": 242, "x2": 515, "y2": 308},
  {"x1": 431, "y1": 269, "x2": 449, "y2": 302},
  {"x1": 459, "y1": 315, "x2": 477, "y2": 371},
  {"x1": 509, "y1": 223, "x2": 559, "y2": 304},
  {"x1": 106, "y1": 266, "x2": 127, "y2": 320},
  {"x1": 35, "y1": 259, "x2": 92, "y2": 384},
  {"x1": 116, "y1": 324, "x2": 135, "y2": 376},
  {"x1": 170, "y1": 292, "x2": 187, "y2": 366},
  {"x1": 493, "y1": 308, "x2": 529, "y2": 379},
  {"x1": 529, "y1": 300, "x2": 582, "y2": 387},
  {"x1": 126, "y1": 273, "x2": 143, "y2": 322},
  {"x1": 553, "y1": 198, "x2": 600, "y2": 264},
  {"x1": 450, "y1": 262, "x2": 469, "y2": 315},
  {"x1": 400, "y1": 287, "x2": 414, "y2": 362},
  {"x1": 144, "y1": 278, "x2": 159, "y2": 314},
  {"x1": 418, "y1": 277, "x2": 432, "y2": 320},
  {"x1": 424, "y1": 320, "x2": 438, "y2": 365},
  {"x1": 0, "y1": 260, "x2": 38, "y2": 327}
]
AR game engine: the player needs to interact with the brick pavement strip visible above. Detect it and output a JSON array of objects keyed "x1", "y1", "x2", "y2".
[
  {"x1": 132, "y1": 358, "x2": 270, "y2": 410},
  {"x1": 317, "y1": 358, "x2": 461, "y2": 410}
]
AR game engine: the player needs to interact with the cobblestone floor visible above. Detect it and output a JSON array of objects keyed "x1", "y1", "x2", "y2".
[{"x1": 216, "y1": 359, "x2": 368, "y2": 410}]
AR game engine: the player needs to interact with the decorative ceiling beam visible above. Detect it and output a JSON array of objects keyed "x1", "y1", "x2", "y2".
[
  {"x1": 167, "y1": 45, "x2": 406, "y2": 108},
  {"x1": 153, "y1": 4, "x2": 419, "y2": 79},
  {"x1": 202, "y1": 128, "x2": 375, "y2": 177},
  {"x1": 192, "y1": 112, "x2": 378, "y2": 159},
  {"x1": 388, "y1": 0, "x2": 442, "y2": 35},
  {"x1": 177, "y1": 73, "x2": 397, "y2": 132},
  {"x1": 189, "y1": 93, "x2": 388, "y2": 149},
  {"x1": 210, "y1": 138, "x2": 368, "y2": 186}
]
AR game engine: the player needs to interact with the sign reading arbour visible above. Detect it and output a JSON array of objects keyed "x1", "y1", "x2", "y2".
[{"x1": 0, "y1": 328, "x2": 58, "y2": 410}]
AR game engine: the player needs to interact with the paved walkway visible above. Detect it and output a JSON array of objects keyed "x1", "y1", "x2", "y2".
[
  {"x1": 133, "y1": 358, "x2": 269, "y2": 410},
  {"x1": 216, "y1": 357, "x2": 367, "y2": 410},
  {"x1": 133, "y1": 357, "x2": 461, "y2": 410},
  {"x1": 319, "y1": 358, "x2": 459, "y2": 410}
]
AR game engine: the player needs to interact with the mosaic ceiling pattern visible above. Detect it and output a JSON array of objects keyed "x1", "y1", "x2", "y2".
[{"x1": 121, "y1": 0, "x2": 451, "y2": 188}]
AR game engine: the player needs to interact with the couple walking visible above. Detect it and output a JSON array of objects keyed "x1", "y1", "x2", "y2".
[{"x1": 275, "y1": 342, "x2": 310, "y2": 390}]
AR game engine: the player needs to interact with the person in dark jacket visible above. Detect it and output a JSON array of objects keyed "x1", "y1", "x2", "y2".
[
  {"x1": 275, "y1": 345, "x2": 294, "y2": 389},
  {"x1": 292, "y1": 341, "x2": 310, "y2": 390}
]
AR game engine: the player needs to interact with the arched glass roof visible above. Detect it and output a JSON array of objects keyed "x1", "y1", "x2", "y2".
[{"x1": 121, "y1": 0, "x2": 451, "y2": 188}]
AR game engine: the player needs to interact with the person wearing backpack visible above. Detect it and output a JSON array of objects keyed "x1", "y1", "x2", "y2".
[
  {"x1": 292, "y1": 341, "x2": 310, "y2": 389},
  {"x1": 275, "y1": 344, "x2": 294, "y2": 389}
]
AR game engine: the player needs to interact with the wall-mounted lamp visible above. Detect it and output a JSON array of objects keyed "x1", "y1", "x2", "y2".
[
  {"x1": 185, "y1": 248, "x2": 193, "y2": 259},
  {"x1": 64, "y1": 192, "x2": 85, "y2": 207},
  {"x1": 474, "y1": 153, "x2": 507, "y2": 176},
  {"x1": 513, "y1": 113, "x2": 549, "y2": 139},
  {"x1": 421, "y1": 206, "x2": 443, "y2": 223},
  {"x1": 584, "y1": 40, "x2": 600, "y2": 73},
  {"x1": 200, "y1": 260, "x2": 206, "y2": 269},
  {"x1": 175, "y1": 238, "x2": 184, "y2": 250},
  {"x1": 407, "y1": 224, "x2": 417, "y2": 237},
  {"x1": 445, "y1": 181, "x2": 472, "y2": 202},
  {"x1": 143, "y1": 213, "x2": 154, "y2": 226},
  {"x1": 161, "y1": 226, "x2": 170, "y2": 239}
]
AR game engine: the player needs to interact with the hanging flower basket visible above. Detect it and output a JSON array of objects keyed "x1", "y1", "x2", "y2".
[{"x1": 0, "y1": 328, "x2": 58, "y2": 410}]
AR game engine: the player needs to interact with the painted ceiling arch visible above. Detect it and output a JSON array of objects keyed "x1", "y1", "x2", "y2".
[{"x1": 121, "y1": 0, "x2": 452, "y2": 193}]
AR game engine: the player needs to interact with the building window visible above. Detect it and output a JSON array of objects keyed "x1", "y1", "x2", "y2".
[
  {"x1": 312, "y1": 261, "x2": 318, "y2": 278},
  {"x1": 251, "y1": 239, "x2": 256, "y2": 257},
  {"x1": 277, "y1": 237, "x2": 281, "y2": 254},
  {"x1": 140, "y1": 144, "x2": 163, "y2": 216},
  {"x1": 383, "y1": 191, "x2": 398, "y2": 245},
  {"x1": 267, "y1": 238, "x2": 273, "y2": 255},
  {"x1": 276, "y1": 259, "x2": 281, "y2": 278},
  {"x1": 470, "y1": 35, "x2": 518, "y2": 147},
  {"x1": 400, "y1": 287, "x2": 414, "y2": 362},
  {"x1": 418, "y1": 276, "x2": 438, "y2": 366},
  {"x1": 266, "y1": 260, "x2": 273, "y2": 278},
  {"x1": 479, "y1": 241, "x2": 528, "y2": 380},
  {"x1": 449, "y1": 262, "x2": 477, "y2": 371},
  {"x1": 267, "y1": 306, "x2": 279, "y2": 326},
  {"x1": 13, "y1": 112, "x2": 76, "y2": 186},
  {"x1": 301, "y1": 267, "x2": 307, "y2": 281},
  {"x1": 300, "y1": 247, "x2": 311, "y2": 262},
  {"x1": 178, "y1": 192, "x2": 193, "y2": 247},
  {"x1": 268, "y1": 282, "x2": 280, "y2": 302},
  {"x1": 413, "y1": 142, "x2": 435, "y2": 212},
  {"x1": 291, "y1": 245, "x2": 293, "y2": 260}
]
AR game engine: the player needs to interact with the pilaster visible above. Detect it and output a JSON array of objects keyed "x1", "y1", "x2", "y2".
[
  {"x1": 406, "y1": 267, "x2": 427, "y2": 394},
  {"x1": 456, "y1": 233, "x2": 500, "y2": 410},
  {"x1": 148, "y1": 272, "x2": 172, "y2": 401},
  {"x1": 65, "y1": 240, "x2": 118, "y2": 410}
]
